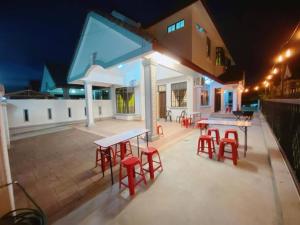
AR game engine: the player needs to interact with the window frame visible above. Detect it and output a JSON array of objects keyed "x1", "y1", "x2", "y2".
[
  {"x1": 171, "y1": 82, "x2": 187, "y2": 108},
  {"x1": 200, "y1": 85, "x2": 210, "y2": 106},
  {"x1": 167, "y1": 19, "x2": 185, "y2": 33},
  {"x1": 115, "y1": 87, "x2": 135, "y2": 114}
]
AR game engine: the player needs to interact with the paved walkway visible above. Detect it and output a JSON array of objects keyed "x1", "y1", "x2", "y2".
[{"x1": 53, "y1": 116, "x2": 280, "y2": 225}]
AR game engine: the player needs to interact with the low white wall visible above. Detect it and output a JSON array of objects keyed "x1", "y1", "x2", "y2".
[{"x1": 7, "y1": 99, "x2": 113, "y2": 128}]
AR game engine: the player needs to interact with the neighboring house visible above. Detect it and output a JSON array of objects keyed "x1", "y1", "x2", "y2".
[
  {"x1": 67, "y1": 0, "x2": 244, "y2": 137},
  {"x1": 40, "y1": 64, "x2": 110, "y2": 99}
]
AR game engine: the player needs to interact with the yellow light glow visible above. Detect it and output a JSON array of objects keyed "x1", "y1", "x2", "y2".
[
  {"x1": 146, "y1": 52, "x2": 180, "y2": 65},
  {"x1": 263, "y1": 80, "x2": 267, "y2": 85},
  {"x1": 277, "y1": 55, "x2": 284, "y2": 63},
  {"x1": 245, "y1": 88, "x2": 249, "y2": 93},
  {"x1": 264, "y1": 81, "x2": 269, "y2": 87},
  {"x1": 254, "y1": 86, "x2": 259, "y2": 91},
  {"x1": 285, "y1": 49, "x2": 292, "y2": 58},
  {"x1": 267, "y1": 75, "x2": 273, "y2": 80},
  {"x1": 272, "y1": 67, "x2": 278, "y2": 74}
]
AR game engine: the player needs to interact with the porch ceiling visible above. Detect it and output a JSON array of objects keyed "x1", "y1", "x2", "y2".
[{"x1": 68, "y1": 12, "x2": 152, "y2": 83}]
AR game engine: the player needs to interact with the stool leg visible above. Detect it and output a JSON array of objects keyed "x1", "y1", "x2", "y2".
[
  {"x1": 120, "y1": 143, "x2": 126, "y2": 160},
  {"x1": 208, "y1": 140, "x2": 212, "y2": 159},
  {"x1": 119, "y1": 163, "x2": 123, "y2": 189},
  {"x1": 232, "y1": 143, "x2": 237, "y2": 166},
  {"x1": 147, "y1": 154, "x2": 155, "y2": 180},
  {"x1": 127, "y1": 166, "x2": 135, "y2": 196},
  {"x1": 156, "y1": 152, "x2": 163, "y2": 172},
  {"x1": 218, "y1": 142, "x2": 224, "y2": 161},
  {"x1": 216, "y1": 131, "x2": 220, "y2": 145},
  {"x1": 139, "y1": 162, "x2": 147, "y2": 185},
  {"x1": 197, "y1": 138, "x2": 201, "y2": 154},
  {"x1": 201, "y1": 139, "x2": 204, "y2": 152}
]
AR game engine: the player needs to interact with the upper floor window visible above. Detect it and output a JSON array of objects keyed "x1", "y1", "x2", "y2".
[
  {"x1": 206, "y1": 37, "x2": 211, "y2": 58},
  {"x1": 167, "y1": 19, "x2": 185, "y2": 33}
]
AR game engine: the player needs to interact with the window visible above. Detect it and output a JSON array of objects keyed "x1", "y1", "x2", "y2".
[
  {"x1": 167, "y1": 19, "x2": 184, "y2": 33},
  {"x1": 171, "y1": 82, "x2": 187, "y2": 107},
  {"x1": 68, "y1": 107, "x2": 72, "y2": 118},
  {"x1": 206, "y1": 37, "x2": 211, "y2": 58},
  {"x1": 201, "y1": 86, "x2": 210, "y2": 106},
  {"x1": 23, "y1": 109, "x2": 29, "y2": 122},
  {"x1": 116, "y1": 87, "x2": 135, "y2": 114},
  {"x1": 216, "y1": 47, "x2": 225, "y2": 66},
  {"x1": 47, "y1": 108, "x2": 52, "y2": 120}
]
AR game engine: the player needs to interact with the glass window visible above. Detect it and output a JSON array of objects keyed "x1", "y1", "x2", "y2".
[
  {"x1": 171, "y1": 82, "x2": 187, "y2": 107},
  {"x1": 206, "y1": 37, "x2": 211, "y2": 58},
  {"x1": 201, "y1": 87, "x2": 210, "y2": 106},
  {"x1": 23, "y1": 109, "x2": 29, "y2": 122},
  {"x1": 167, "y1": 20, "x2": 184, "y2": 33},
  {"x1": 116, "y1": 87, "x2": 135, "y2": 114}
]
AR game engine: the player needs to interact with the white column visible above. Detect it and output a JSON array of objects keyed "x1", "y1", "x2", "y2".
[
  {"x1": 84, "y1": 81, "x2": 94, "y2": 127},
  {"x1": 221, "y1": 89, "x2": 225, "y2": 112},
  {"x1": 237, "y1": 89, "x2": 242, "y2": 111},
  {"x1": 2, "y1": 103, "x2": 10, "y2": 149},
  {"x1": 0, "y1": 91, "x2": 15, "y2": 213},
  {"x1": 142, "y1": 58, "x2": 158, "y2": 140},
  {"x1": 232, "y1": 89, "x2": 238, "y2": 111}
]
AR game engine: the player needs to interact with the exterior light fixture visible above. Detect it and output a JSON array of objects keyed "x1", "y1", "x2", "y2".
[
  {"x1": 147, "y1": 52, "x2": 180, "y2": 65},
  {"x1": 264, "y1": 81, "x2": 269, "y2": 87},
  {"x1": 117, "y1": 64, "x2": 123, "y2": 69},
  {"x1": 285, "y1": 49, "x2": 292, "y2": 58},
  {"x1": 245, "y1": 88, "x2": 249, "y2": 93},
  {"x1": 254, "y1": 86, "x2": 259, "y2": 91},
  {"x1": 267, "y1": 75, "x2": 273, "y2": 80},
  {"x1": 277, "y1": 55, "x2": 283, "y2": 63},
  {"x1": 272, "y1": 67, "x2": 278, "y2": 74}
]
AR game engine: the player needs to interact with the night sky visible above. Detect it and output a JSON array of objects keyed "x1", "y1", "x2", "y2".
[{"x1": 0, "y1": 0, "x2": 299, "y2": 92}]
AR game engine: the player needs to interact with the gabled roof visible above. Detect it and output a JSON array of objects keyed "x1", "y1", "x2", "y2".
[{"x1": 217, "y1": 65, "x2": 244, "y2": 84}]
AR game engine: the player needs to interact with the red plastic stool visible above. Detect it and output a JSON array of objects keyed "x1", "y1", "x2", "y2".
[
  {"x1": 95, "y1": 146, "x2": 116, "y2": 176},
  {"x1": 141, "y1": 147, "x2": 163, "y2": 180},
  {"x1": 208, "y1": 128, "x2": 220, "y2": 145},
  {"x1": 224, "y1": 129, "x2": 239, "y2": 147},
  {"x1": 116, "y1": 140, "x2": 133, "y2": 160},
  {"x1": 197, "y1": 135, "x2": 215, "y2": 159},
  {"x1": 157, "y1": 125, "x2": 164, "y2": 135},
  {"x1": 218, "y1": 138, "x2": 238, "y2": 165},
  {"x1": 119, "y1": 156, "x2": 147, "y2": 195}
]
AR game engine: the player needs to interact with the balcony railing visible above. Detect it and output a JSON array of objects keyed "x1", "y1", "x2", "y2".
[{"x1": 261, "y1": 100, "x2": 300, "y2": 184}]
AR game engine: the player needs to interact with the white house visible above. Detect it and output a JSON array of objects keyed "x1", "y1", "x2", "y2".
[{"x1": 67, "y1": 0, "x2": 244, "y2": 139}]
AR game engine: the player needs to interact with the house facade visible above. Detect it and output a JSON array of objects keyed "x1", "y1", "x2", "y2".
[{"x1": 67, "y1": 0, "x2": 243, "y2": 138}]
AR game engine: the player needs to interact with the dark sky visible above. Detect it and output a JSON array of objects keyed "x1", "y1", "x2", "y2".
[{"x1": 0, "y1": 0, "x2": 299, "y2": 91}]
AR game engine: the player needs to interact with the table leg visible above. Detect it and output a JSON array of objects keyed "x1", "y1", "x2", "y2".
[
  {"x1": 244, "y1": 126, "x2": 248, "y2": 157},
  {"x1": 137, "y1": 136, "x2": 140, "y2": 157},
  {"x1": 108, "y1": 147, "x2": 114, "y2": 185},
  {"x1": 146, "y1": 132, "x2": 149, "y2": 147}
]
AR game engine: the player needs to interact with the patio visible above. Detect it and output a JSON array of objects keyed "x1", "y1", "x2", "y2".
[{"x1": 8, "y1": 115, "x2": 299, "y2": 224}]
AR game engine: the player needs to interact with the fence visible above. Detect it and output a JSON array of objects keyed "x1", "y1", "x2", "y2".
[{"x1": 261, "y1": 100, "x2": 300, "y2": 183}]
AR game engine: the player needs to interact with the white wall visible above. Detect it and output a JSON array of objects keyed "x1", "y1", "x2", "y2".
[{"x1": 7, "y1": 99, "x2": 113, "y2": 128}]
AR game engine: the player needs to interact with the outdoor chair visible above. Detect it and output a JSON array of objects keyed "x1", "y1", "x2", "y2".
[
  {"x1": 176, "y1": 110, "x2": 187, "y2": 123},
  {"x1": 232, "y1": 110, "x2": 243, "y2": 120},
  {"x1": 165, "y1": 110, "x2": 172, "y2": 122},
  {"x1": 243, "y1": 111, "x2": 254, "y2": 120}
]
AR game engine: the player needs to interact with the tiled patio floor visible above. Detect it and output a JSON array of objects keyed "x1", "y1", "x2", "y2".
[
  {"x1": 8, "y1": 119, "x2": 193, "y2": 223},
  {"x1": 52, "y1": 115, "x2": 280, "y2": 225}
]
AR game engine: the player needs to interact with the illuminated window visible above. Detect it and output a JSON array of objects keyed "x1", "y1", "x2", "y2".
[
  {"x1": 167, "y1": 19, "x2": 184, "y2": 33},
  {"x1": 171, "y1": 82, "x2": 187, "y2": 107},
  {"x1": 200, "y1": 89, "x2": 209, "y2": 106},
  {"x1": 116, "y1": 87, "x2": 135, "y2": 114}
]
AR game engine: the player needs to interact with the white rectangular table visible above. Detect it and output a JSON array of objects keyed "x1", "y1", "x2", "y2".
[
  {"x1": 94, "y1": 128, "x2": 150, "y2": 184},
  {"x1": 197, "y1": 120, "x2": 252, "y2": 157}
]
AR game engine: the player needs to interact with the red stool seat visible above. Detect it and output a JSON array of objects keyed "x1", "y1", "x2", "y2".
[
  {"x1": 141, "y1": 147, "x2": 163, "y2": 180},
  {"x1": 218, "y1": 138, "x2": 238, "y2": 165},
  {"x1": 95, "y1": 146, "x2": 116, "y2": 176},
  {"x1": 119, "y1": 156, "x2": 147, "y2": 195},
  {"x1": 224, "y1": 129, "x2": 239, "y2": 147},
  {"x1": 208, "y1": 128, "x2": 220, "y2": 145},
  {"x1": 115, "y1": 140, "x2": 133, "y2": 161},
  {"x1": 197, "y1": 135, "x2": 215, "y2": 159}
]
